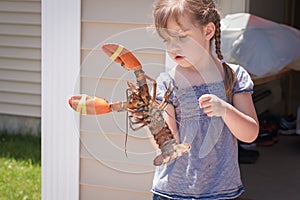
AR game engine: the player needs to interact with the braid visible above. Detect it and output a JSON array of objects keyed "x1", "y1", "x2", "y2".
[
  {"x1": 214, "y1": 20, "x2": 223, "y2": 60},
  {"x1": 214, "y1": 18, "x2": 236, "y2": 101}
]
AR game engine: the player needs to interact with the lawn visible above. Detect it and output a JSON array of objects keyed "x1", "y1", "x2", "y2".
[{"x1": 0, "y1": 132, "x2": 41, "y2": 200}]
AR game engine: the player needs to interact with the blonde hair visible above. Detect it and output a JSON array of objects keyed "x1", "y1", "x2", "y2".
[{"x1": 153, "y1": 0, "x2": 236, "y2": 100}]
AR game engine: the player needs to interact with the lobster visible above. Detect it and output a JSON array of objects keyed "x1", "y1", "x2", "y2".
[{"x1": 69, "y1": 44, "x2": 191, "y2": 166}]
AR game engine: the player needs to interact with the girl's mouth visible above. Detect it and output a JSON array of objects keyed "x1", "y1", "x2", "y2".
[{"x1": 174, "y1": 55, "x2": 184, "y2": 60}]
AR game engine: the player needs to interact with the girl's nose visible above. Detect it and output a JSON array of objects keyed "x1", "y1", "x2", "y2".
[{"x1": 166, "y1": 39, "x2": 180, "y2": 54}]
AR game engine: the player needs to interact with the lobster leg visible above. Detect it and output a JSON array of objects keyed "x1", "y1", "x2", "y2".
[
  {"x1": 158, "y1": 82, "x2": 174, "y2": 111},
  {"x1": 142, "y1": 74, "x2": 158, "y2": 105},
  {"x1": 128, "y1": 120, "x2": 148, "y2": 131}
]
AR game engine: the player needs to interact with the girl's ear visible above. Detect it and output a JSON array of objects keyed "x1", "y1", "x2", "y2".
[{"x1": 204, "y1": 22, "x2": 216, "y2": 41}]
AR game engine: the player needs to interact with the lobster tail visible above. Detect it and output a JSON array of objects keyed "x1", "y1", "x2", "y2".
[{"x1": 153, "y1": 124, "x2": 191, "y2": 166}]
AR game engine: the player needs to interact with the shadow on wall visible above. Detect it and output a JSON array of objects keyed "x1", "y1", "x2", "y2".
[{"x1": 0, "y1": 114, "x2": 41, "y2": 136}]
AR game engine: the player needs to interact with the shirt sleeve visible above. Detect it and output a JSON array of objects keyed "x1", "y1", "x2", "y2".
[
  {"x1": 233, "y1": 65, "x2": 254, "y2": 94},
  {"x1": 155, "y1": 72, "x2": 175, "y2": 104}
]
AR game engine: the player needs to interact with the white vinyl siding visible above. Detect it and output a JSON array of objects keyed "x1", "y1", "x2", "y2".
[
  {"x1": 0, "y1": 0, "x2": 41, "y2": 117},
  {"x1": 80, "y1": 0, "x2": 165, "y2": 199}
]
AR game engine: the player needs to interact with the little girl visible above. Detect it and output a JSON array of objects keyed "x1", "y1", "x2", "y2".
[{"x1": 151, "y1": 0, "x2": 259, "y2": 199}]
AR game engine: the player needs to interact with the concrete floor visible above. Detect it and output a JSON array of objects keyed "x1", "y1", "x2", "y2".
[{"x1": 239, "y1": 135, "x2": 300, "y2": 200}]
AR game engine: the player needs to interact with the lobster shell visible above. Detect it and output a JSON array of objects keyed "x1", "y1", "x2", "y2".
[
  {"x1": 69, "y1": 95, "x2": 111, "y2": 115},
  {"x1": 102, "y1": 44, "x2": 142, "y2": 71}
]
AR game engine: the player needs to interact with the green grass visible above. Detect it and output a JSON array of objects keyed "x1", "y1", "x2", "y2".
[{"x1": 0, "y1": 132, "x2": 41, "y2": 200}]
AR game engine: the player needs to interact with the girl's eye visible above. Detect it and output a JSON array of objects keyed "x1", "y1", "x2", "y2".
[
  {"x1": 178, "y1": 34, "x2": 188, "y2": 40},
  {"x1": 163, "y1": 38, "x2": 170, "y2": 44}
]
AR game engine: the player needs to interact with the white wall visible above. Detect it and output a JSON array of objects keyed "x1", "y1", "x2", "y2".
[
  {"x1": 42, "y1": 0, "x2": 80, "y2": 199},
  {"x1": 80, "y1": 0, "x2": 164, "y2": 199}
]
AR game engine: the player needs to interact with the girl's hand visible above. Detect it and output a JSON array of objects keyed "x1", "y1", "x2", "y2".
[{"x1": 198, "y1": 94, "x2": 227, "y2": 117}]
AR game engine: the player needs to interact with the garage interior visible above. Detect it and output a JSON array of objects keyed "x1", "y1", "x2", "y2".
[{"x1": 238, "y1": 1, "x2": 300, "y2": 199}]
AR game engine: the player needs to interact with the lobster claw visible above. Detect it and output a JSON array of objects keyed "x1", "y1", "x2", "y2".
[
  {"x1": 68, "y1": 94, "x2": 112, "y2": 115},
  {"x1": 102, "y1": 44, "x2": 142, "y2": 71}
]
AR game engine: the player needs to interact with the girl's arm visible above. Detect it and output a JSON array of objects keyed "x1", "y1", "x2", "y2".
[
  {"x1": 223, "y1": 92, "x2": 259, "y2": 143},
  {"x1": 164, "y1": 104, "x2": 180, "y2": 143},
  {"x1": 199, "y1": 93, "x2": 259, "y2": 143}
]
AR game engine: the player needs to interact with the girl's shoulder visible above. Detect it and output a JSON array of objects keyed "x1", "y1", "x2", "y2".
[
  {"x1": 157, "y1": 67, "x2": 176, "y2": 82},
  {"x1": 227, "y1": 63, "x2": 254, "y2": 94},
  {"x1": 156, "y1": 70, "x2": 176, "y2": 89},
  {"x1": 156, "y1": 71, "x2": 174, "y2": 83},
  {"x1": 227, "y1": 63, "x2": 253, "y2": 81},
  {"x1": 227, "y1": 63, "x2": 248, "y2": 75}
]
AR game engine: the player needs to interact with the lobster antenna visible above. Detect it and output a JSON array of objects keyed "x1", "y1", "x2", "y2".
[
  {"x1": 124, "y1": 89, "x2": 129, "y2": 158},
  {"x1": 125, "y1": 109, "x2": 128, "y2": 157},
  {"x1": 162, "y1": 82, "x2": 185, "y2": 129}
]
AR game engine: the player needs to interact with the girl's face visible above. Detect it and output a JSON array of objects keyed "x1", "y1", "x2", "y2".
[{"x1": 164, "y1": 14, "x2": 213, "y2": 68}]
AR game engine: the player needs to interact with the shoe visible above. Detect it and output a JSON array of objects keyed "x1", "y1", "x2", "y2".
[
  {"x1": 256, "y1": 132, "x2": 276, "y2": 146},
  {"x1": 278, "y1": 115, "x2": 296, "y2": 135},
  {"x1": 239, "y1": 141, "x2": 257, "y2": 148},
  {"x1": 256, "y1": 112, "x2": 279, "y2": 146}
]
